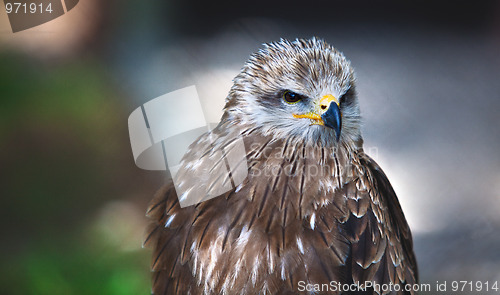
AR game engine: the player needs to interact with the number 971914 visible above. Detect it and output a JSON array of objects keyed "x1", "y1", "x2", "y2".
[
  {"x1": 5, "y1": 2, "x2": 53, "y2": 14},
  {"x1": 451, "y1": 281, "x2": 499, "y2": 293}
]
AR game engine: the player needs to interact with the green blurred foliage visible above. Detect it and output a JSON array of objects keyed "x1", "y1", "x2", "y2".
[
  {"x1": 0, "y1": 52, "x2": 159, "y2": 294},
  {"x1": 4, "y1": 235, "x2": 151, "y2": 295}
]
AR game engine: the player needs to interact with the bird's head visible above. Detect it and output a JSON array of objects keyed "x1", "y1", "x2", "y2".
[{"x1": 225, "y1": 38, "x2": 362, "y2": 148}]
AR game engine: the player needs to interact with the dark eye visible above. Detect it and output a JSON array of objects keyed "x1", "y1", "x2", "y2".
[{"x1": 283, "y1": 90, "x2": 303, "y2": 104}]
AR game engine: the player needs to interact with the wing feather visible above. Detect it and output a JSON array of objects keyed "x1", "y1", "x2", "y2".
[{"x1": 344, "y1": 153, "x2": 418, "y2": 294}]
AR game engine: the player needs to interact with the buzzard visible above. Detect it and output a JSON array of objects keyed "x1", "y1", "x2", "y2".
[{"x1": 144, "y1": 38, "x2": 418, "y2": 294}]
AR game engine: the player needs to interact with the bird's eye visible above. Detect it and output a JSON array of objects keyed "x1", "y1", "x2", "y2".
[{"x1": 283, "y1": 90, "x2": 303, "y2": 104}]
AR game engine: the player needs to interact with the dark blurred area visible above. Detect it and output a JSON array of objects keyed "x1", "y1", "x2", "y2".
[
  {"x1": 166, "y1": 0, "x2": 499, "y2": 35},
  {"x1": 1, "y1": 1, "x2": 499, "y2": 294}
]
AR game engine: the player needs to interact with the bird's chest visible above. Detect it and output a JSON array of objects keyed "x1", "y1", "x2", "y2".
[
  {"x1": 185, "y1": 145, "x2": 368, "y2": 293},
  {"x1": 188, "y1": 198, "x2": 350, "y2": 294}
]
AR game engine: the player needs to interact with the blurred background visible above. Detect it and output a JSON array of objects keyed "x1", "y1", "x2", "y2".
[{"x1": 1, "y1": 0, "x2": 499, "y2": 294}]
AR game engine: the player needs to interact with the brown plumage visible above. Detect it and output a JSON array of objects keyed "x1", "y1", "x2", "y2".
[{"x1": 144, "y1": 38, "x2": 418, "y2": 294}]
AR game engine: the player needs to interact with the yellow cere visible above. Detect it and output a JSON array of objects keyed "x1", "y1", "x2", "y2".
[{"x1": 319, "y1": 94, "x2": 339, "y2": 110}]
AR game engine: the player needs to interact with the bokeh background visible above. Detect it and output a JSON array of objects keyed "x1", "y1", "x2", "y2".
[{"x1": 1, "y1": 1, "x2": 499, "y2": 294}]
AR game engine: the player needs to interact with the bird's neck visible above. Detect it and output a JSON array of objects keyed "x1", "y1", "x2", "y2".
[{"x1": 238, "y1": 129, "x2": 363, "y2": 214}]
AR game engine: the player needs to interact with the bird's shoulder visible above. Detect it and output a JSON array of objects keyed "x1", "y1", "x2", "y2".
[{"x1": 337, "y1": 152, "x2": 418, "y2": 293}]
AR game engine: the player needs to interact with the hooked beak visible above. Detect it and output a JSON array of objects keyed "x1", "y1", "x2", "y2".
[
  {"x1": 320, "y1": 95, "x2": 342, "y2": 141},
  {"x1": 293, "y1": 94, "x2": 342, "y2": 141}
]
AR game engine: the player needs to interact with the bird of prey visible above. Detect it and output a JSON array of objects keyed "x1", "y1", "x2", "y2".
[{"x1": 144, "y1": 38, "x2": 418, "y2": 295}]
